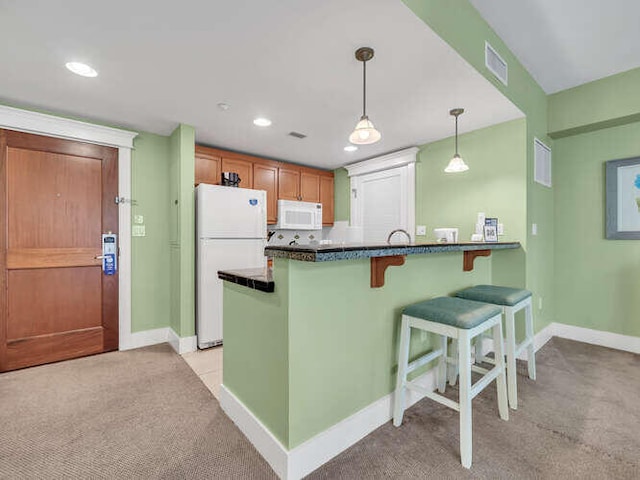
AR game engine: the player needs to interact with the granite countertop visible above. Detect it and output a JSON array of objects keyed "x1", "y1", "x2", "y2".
[
  {"x1": 217, "y1": 267, "x2": 274, "y2": 293},
  {"x1": 265, "y1": 241, "x2": 520, "y2": 262}
]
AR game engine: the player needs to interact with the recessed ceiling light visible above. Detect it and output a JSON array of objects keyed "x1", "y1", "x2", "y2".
[
  {"x1": 253, "y1": 117, "x2": 272, "y2": 127},
  {"x1": 217, "y1": 102, "x2": 230, "y2": 111},
  {"x1": 344, "y1": 145, "x2": 358, "y2": 152},
  {"x1": 65, "y1": 62, "x2": 98, "y2": 77}
]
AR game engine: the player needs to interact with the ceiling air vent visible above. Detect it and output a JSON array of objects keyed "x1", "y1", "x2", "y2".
[
  {"x1": 485, "y1": 42, "x2": 508, "y2": 85},
  {"x1": 288, "y1": 131, "x2": 307, "y2": 139},
  {"x1": 534, "y1": 138, "x2": 552, "y2": 187}
]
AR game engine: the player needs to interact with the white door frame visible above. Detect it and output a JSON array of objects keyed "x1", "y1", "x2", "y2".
[
  {"x1": 0, "y1": 104, "x2": 138, "y2": 350},
  {"x1": 345, "y1": 147, "x2": 418, "y2": 240}
]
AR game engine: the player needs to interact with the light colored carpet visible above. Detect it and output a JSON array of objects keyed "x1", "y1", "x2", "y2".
[
  {"x1": 0, "y1": 344, "x2": 276, "y2": 479},
  {"x1": 1, "y1": 338, "x2": 639, "y2": 479},
  {"x1": 309, "y1": 338, "x2": 640, "y2": 479}
]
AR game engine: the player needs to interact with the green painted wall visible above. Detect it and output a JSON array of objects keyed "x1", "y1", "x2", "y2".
[
  {"x1": 224, "y1": 249, "x2": 520, "y2": 449},
  {"x1": 333, "y1": 167, "x2": 350, "y2": 222},
  {"x1": 168, "y1": 124, "x2": 196, "y2": 337},
  {"x1": 131, "y1": 132, "x2": 172, "y2": 332},
  {"x1": 548, "y1": 67, "x2": 640, "y2": 138},
  {"x1": 554, "y1": 121, "x2": 640, "y2": 337},
  {"x1": 417, "y1": 118, "x2": 527, "y2": 243},
  {"x1": 223, "y1": 260, "x2": 290, "y2": 445},
  {"x1": 400, "y1": 0, "x2": 555, "y2": 328}
]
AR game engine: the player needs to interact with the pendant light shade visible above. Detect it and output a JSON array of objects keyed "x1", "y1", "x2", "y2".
[
  {"x1": 349, "y1": 115, "x2": 381, "y2": 144},
  {"x1": 445, "y1": 108, "x2": 469, "y2": 173},
  {"x1": 350, "y1": 47, "x2": 381, "y2": 145}
]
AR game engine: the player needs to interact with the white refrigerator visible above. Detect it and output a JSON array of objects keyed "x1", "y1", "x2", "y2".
[{"x1": 196, "y1": 184, "x2": 267, "y2": 349}]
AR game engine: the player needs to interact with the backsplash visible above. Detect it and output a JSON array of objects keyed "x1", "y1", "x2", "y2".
[{"x1": 267, "y1": 229, "x2": 323, "y2": 246}]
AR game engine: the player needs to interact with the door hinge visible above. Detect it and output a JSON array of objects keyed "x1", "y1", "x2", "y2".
[{"x1": 352, "y1": 188, "x2": 357, "y2": 199}]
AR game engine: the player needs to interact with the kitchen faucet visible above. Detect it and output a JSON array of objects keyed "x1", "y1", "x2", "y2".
[{"x1": 387, "y1": 229, "x2": 411, "y2": 245}]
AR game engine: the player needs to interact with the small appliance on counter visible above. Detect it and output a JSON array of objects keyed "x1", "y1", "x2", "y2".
[
  {"x1": 196, "y1": 184, "x2": 266, "y2": 349},
  {"x1": 221, "y1": 172, "x2": 241, "y2": 187},
  {"x1": 434, "y1": 227, "x2": 459, "y2": 243}
]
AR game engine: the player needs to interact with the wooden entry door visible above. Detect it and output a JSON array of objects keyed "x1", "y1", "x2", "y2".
[{"x1": 0, "y1": 130, "x2": 119, "y2": 372}]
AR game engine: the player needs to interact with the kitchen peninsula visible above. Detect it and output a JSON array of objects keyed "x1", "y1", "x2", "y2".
[{"x1": 218, "y1": 241, "x2": 521, "y2": 478}]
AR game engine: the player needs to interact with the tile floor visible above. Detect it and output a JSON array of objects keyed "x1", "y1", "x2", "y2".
[{"x1": 181, "y1": 346, "x2": 223, "y2": 399}]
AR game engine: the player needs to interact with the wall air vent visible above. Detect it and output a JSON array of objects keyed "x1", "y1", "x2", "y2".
[
  {"x1": 288, "y1": 131, "x2": 307, "y2": 139},
  {"x1": 485, "y1": 42, "x2": 508, "y2": 85},
  {"x1": 534, "y1": 138, "x2": 552, "y2": 187}
]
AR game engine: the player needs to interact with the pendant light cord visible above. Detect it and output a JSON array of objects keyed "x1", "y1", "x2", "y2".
[
  {"x1": 454, "y1": 114, "x2": 459, "y2": 155},
  {"x1": 362, "y1": 59, "x2": 367, "y2": 117}
]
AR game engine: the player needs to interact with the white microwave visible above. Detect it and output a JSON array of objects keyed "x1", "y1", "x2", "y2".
[{"x1": 276, "y1": 199, "x2": 322, "y2": 230}]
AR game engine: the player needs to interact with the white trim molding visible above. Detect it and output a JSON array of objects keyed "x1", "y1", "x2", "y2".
[
  {"x1": 219, "y1": 369, "x2": 436, "y2": 480},
  {"x1": 119, "y1": 327, "x2": 170, "y2": 352},
  {"x1": 344, "y1": 147, "x2": 419, "y2": 177},
  {"x1": 0, "y1": 104, "x2": 138, "y2": 351},
  {"x1": 0, "y1": 104, "x2": 136, "y2": 149},
  {"x1": 168, "y1": 329, "x2": 198, "y2": 354},
  {"x1": 552, "y1": 323, "x2": 640, "y2": 354}
]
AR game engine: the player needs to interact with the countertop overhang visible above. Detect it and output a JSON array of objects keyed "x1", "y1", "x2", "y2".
[
  {"x1": 217, "y1": 268, "x2": 274, "y2": 293},
  {"x1": 265, "y1": 241, "x2": 520, "y2": 262}
]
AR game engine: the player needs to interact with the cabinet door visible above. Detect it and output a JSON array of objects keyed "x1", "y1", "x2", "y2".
[
  {"x1": 195, "y1": 149, "x2": 221, "y2": 185},
  {"x1": 300, "y1": 171, "x2": 320, "y2": 203},
  {"x1": 278, "y1": 167, "x2": 300, "y2": 201},
  {"x1": 320, "y1": 175, "x2": 334, "y2": 225},
  {"x1": 253, "y1": 163, "x2": 278, "y2": 224},
  {"x1": 221, "y1": 157, "x2": 253, "y2": 189}
]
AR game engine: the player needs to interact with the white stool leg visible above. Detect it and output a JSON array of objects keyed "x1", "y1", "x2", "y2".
[
  {"x1": 504, "y1": 307, "x2": 518, "y2": 410},
  {"x1": 475, "y1": 334, "x2": 484, "y2": 363},
  {"x1": 438, "y1": 335, "x2": 447, "y2": 393},
  {"x1": 525, "y1": 300, "x2": 536, "y2": 380},
  {"x1": 448, "y1": 339, "x2": 458, "y2": 386},
  {"x1": 492, "y1": 320, "x2": 509, "y2": 421},
  {"x1": 393, "y1": 316, "x2": 412, "y2": 427},
  {"x1": 458, "y1": 330, "x2": 473, "y2": 469}
]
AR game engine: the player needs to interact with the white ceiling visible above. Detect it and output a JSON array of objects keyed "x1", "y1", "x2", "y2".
[
  {"x1": 0, "y1": 0, "x2": 523, "y2": 169},
  {"x1": 470, "y1": 0, "x2": 640, "y2": 94}
]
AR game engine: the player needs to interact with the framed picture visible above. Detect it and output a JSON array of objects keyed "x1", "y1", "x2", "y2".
[
  {"x1": 483, "y1": 224, "x2": 498, "y2": 242},
  {"x1": 605, "y1": 157, "x2": 640, "y2": 239}
]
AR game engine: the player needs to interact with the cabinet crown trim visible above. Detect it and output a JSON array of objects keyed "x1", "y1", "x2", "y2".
[{"x1": 345, "y1": 147, "x2": 419, "y2": 177}]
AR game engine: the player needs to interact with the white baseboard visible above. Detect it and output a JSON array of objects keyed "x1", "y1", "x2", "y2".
[
  {"x1": 118, "y1": 326, "x2": 198, "y2": 354},
  {"x1": 551, "y1": 323, "x2": 640, "y2": 354},
  {"x1": 119, "y1": 327, "x2": 169, "y2": 351},
  {"x1": 168, "y1": 328, "x2": 198, "y2": 354},
  {"x1": 219, "y1": 370, "x2": 436, "y2": 480},
  {"x1": 219, "y1": 386, "x2": 289, "y2": 478}
]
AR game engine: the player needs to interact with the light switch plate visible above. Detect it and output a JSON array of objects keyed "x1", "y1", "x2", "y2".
[
  {"x1": 532, "y1": 223, "x2": 538, "y2": 235},
  {"x1": 134, "y1": 215, "x2": 144, "y2": 224},
  {"x1": 416, "y1": 225, "x2": 427, "y2": 236},
  {"x1": 497, "y1": 223, "x2": 504, "y2": 235},
  {"x1": 132, "y1": 225, "x2": 146, "y2": 237}
]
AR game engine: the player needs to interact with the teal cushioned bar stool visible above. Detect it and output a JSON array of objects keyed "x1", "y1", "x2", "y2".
[
  {"x1": 453, "y1": 285, "x2": 535, "y2": 410},
  {"x1": 392, "y1": 297, "x2": 509, "y2": 469}
]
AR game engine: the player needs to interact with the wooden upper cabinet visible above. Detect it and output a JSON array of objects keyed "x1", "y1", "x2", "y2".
[
  {"x1": 278, "y1": 167, "x2": 300, "y2": 201},
  {"x1": 253, "y1": 162, "x2": 278, "y2": 224},
  {"x1": 319, "y1": 175, "x2": 334, "y2": 226},
  {"x1": 194, "y1": 144, "x2": 335, "y2": 225},
  {"x1": 221, "y1": 157, "x2": 253, "y2": 189},
  {"x1": 300, "y1": 170, "x2": 320, "y2": 203},
  {"x1": 195, "y1": 146, "x2": 221, "y2": 186}
]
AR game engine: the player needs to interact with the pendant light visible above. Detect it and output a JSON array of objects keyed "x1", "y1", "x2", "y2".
[
  {"x1": 349, "y1": 47, "x2": 381, "y2": 145},
  {"x1": 445, "y1": 108, "x2": 469, "y2": 173}
]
